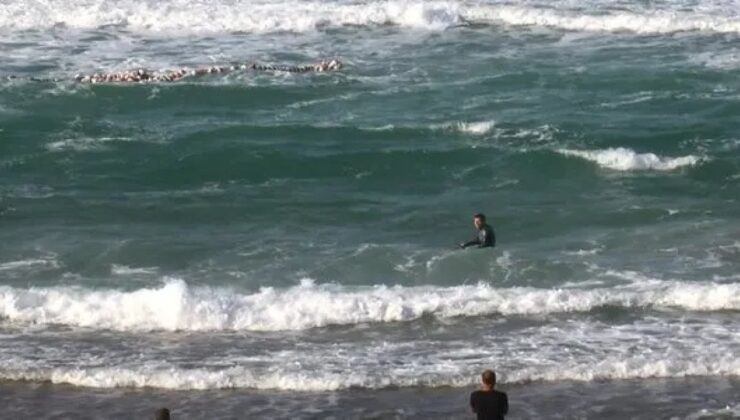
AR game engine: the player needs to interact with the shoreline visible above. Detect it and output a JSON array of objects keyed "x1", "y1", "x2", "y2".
[{"x1": 2, "y1": 376, "x2": 738, "y2": 419}]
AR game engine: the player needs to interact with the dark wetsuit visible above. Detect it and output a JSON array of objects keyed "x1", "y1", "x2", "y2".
[
  {"x1": 470, "y1": 389, "x2": 508, "y2": 420},
  {"x1": 461, "y1": 223, "x2": 495, "y2": 249}
]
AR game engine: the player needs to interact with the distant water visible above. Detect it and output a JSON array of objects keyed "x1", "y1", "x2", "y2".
[{"x1": 1, "y1": 0, "x2": 739, "y2": 417}]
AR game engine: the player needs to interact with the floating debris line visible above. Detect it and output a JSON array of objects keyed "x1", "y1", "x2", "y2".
[{"x1": 5, "y1": 59, "x2": 343, "y2": 84}]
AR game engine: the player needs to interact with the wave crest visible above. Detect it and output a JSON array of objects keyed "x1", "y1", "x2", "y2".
[
  {"x1": 2, "y1": 1, "x2": 740, "y2": 34},
  {"x1": 557, "y1": 147, "x2": 702, "y2": 171},
  {"x1": 1, "y1": 352, "x2": 737, "y2": 390},
  {"x1": 1, "y1": 278, "x2": 737, "y2": 332}
]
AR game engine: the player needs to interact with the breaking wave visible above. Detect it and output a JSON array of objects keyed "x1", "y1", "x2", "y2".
[
  {"x1": 2, "y1": 0, "x2": 740, "y2": 34},
  {"x1": 557, "y1": 147, "x2": 702, "y2": 171},
  {"x1": 0, "y1": 278, "x2": 737, "y2": 332}
]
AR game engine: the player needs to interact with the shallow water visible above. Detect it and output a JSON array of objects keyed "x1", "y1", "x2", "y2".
[{"x1": 2, "y1": 377, "x2": 738, "y2": 419}]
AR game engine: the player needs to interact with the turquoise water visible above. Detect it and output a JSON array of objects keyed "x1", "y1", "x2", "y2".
[{"x1": 0, "y1": 0, "x2": 739, "y2": 415}]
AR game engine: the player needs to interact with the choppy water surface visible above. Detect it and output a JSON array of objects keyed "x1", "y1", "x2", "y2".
[{"x1": 1, "y1": 0, "x2": 739, "y2": 417}]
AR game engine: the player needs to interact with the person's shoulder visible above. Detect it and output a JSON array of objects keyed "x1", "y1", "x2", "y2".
[
  {"x1": 495, "y1": 390, "x2": 508, "y2": 398},
  {"x1": 470, "y1": 390, "x2": 484, "y2": 399}
]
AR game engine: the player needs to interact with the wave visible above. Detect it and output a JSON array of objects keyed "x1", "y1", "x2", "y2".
[
  {"x1": 466, "y1": 5, "x2": 740, "y2": 35},
  {"x1": 2, "y1": 0, "x2": 740, "y2": 35},
  {"x1": 0, "y1": 278, "x2": 737, "y2": 332},
  {"x1": 451, "y1": 120, "x2": 496, "y2": 135},
  {"x1": 45, "y1": 136, "x2": 136, "y2": 152},
  {"x1": 557, "y1": 147, "x2": 703, "y2": 171},
  {"x1": 361, "y1": 119, "x2": 506, "y2": 138},
  {"x1": 0, "y1": 257, "x2": 60, "y2": 272},
  {"x1": 1, "y1": 344, "x2": 737, "y2": 390},
  {"x1": 111, "y1": 264, "x2": 158, "y2": 275},
  {"x1": 0, "y1": 0, "x2": 465, "y2": 33},
  {"x1": 685, "y1": 403, "x2": 740, "y2": 420},
  {"x1": 690, "y1": 50, "x2": 740, "y2": 70}
]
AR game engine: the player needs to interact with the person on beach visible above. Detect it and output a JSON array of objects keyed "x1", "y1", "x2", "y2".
[
  {"x1": 459, "y1": 213, "x2": 495, "y2": 249},
  {"x1": 470, "y1": 370, "x2": 508, "y2": 420},
  {"x1": 155, "y1": 408, "x2": 170, "y2": 420}
]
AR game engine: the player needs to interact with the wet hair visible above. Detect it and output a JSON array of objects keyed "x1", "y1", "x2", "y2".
[
  {"x1": 155, "y1": 408, "x2": 170, "y2": 420},
  {"x1": 481, "y1": 370, "x2": 496, "y2": 386},
  {"x1": 473, "y1": 213, "x2": 486, "y2": 222}
]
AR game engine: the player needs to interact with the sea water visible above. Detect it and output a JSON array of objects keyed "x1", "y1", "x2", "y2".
[{"x1": 0, "y1": 0, "x2": 739, "y2": 418}]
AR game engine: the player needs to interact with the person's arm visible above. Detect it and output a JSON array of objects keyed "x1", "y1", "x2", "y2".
[
  {"x1": 460, "y1": 237, "x2": 480, "y2": 249},
  {"x1": 502, "y1": 392, "x2": 508, "y2": 415},
  {"x1": 470, "y1": 392, "x2": 478, "y2": 413}
]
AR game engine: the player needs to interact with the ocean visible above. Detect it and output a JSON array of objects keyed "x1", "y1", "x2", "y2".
[{"x1": 0, "y1": 0, "x2": 739, "y2": 418}]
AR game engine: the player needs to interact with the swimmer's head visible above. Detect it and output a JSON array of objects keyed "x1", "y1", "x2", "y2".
[{"x1": 473, "y1": 213, "x2": 486, "y2": 229}]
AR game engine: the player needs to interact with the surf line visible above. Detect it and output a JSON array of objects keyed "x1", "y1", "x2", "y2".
[{"x1": 5, "y1": 59, "x2": 343, "y2": 84}]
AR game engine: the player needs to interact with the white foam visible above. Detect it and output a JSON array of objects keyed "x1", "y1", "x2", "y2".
[
  {"x1": 0, "y1": 316, "x2": 737, "y2": 390},
  {"x1": 689, "y1": 50, "x2": 740, "y2": 70},
  {"x1": 509, "y1": 124, "x2": 558, "y2": 144},
  {"x1": 111, "y1": 265, "x2": 158, "y2": 275},
  {"x1": 0, "y1": 0, "x2": 465, "y2": 33},
  {"x1": 365, "y1": 124, "x2": 396, "y2": 131},
  {"x1": 454, "y1": 120, "x2": 496, "y2": 135},
  {"x1": 563, "y1": 248, "x2": 602, "y2": 256},
  {"x1": 0, "y1": 258, "x2": 59, "y2": 272},
  {"x1": 494, "y1": 179, "x2": 519, "y2": 188},
  {"x1": 2, "y1": 185, "x2": 55, "y2": 199},
  {"x1": 430, "y1": 120, "x2": 497, "y2": 136},
  {"x1": 685, "y1": 403, "x2": 740, "y2": 420},
  {"x1": 46, "y1": 136, "x2": 134, "y2": 152},
  {"x1": 3, "y1": 0, "x2": 740, "y2": 35},
  {"x1": 557, "y1": 147, "x2": 702, "y2": 171},
  {"x1": 598, "y1": 91, "x2": 657, "y2": 109},
  {"x1": 505, "y1": 352, "x2": 740, "y2": 384},
  {"x1": 0, "y1": 278, "x2": 738, "y2": 332},
  {"x1": 466, "y1": 5, "x2": 740, "y2": 35},
  {"x1": 4, "y1": 355, "x2": 737, "y2": 390}
]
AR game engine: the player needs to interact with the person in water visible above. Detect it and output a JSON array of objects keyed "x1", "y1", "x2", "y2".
[
  {"x1": 470, "y1": 370, "x2": 508, "y2": 420},
  {"x1": 459, "y1": 213, "x2": 495, "y2": 249}
]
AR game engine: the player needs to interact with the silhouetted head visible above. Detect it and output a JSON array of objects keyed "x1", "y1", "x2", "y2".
[
  {"x1": 155, "y1": 408, "x2": 170, "y2": 420},
  {"x1": 481, "y1": 370, "x2": 496, "y2": 388}
]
